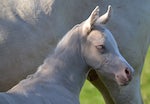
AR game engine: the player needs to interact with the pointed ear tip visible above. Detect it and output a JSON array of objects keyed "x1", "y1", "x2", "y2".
[
  {"x1": 96, "y1": 6, "x2": 99, "y2": 9},
  {"x1": 94, "y1": 6, "x2": 99, "y2": 11},
  {"x1": 108, "y1": 5, "x2": 112, "y2": 10},
  {"x1": 108, "y1": 5, "x2": 111, "y2": 8}
]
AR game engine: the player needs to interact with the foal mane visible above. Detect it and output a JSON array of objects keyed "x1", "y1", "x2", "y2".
[{"x1": 54, "y1": 24, "x2": 80, "y2": 54}]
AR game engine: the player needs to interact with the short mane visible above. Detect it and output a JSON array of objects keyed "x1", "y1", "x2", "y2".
[{"x1": 54, "y1": 24, "x2": 80, "y2": 53}]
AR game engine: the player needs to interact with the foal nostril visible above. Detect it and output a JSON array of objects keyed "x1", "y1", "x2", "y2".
[
  {"x1": 115, "y1": 68, "x2": 133, "y2": 86},
  {"x1": 125, "y1": 68, "x2": 130, "y2": 75},
  {"x1": 124, "y1": 68, "x2": 132, "y2": 81}
]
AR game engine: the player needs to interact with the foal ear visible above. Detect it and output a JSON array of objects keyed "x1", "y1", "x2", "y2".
[
  {"x1": 82, "y1": 6, "x2": 99, "y2": 35},
  {"x1": 96, "y1": 5, "x2": 112, "y2": 24}
]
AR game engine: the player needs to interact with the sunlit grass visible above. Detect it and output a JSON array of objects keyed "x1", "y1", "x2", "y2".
[
  {"x1": 80, "y1": 47, "x2": 150, "y2": 104},
  {"x1": 141, "y1": 47, "x2": 150, "y2": 104},
  {"x1": 80, "y1": 81, "x2": 105, "y2": 104}
]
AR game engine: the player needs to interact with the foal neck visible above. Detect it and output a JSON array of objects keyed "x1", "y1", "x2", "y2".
[{"x1": 34, "y1": 30, "x2": 88, "y2": 95}]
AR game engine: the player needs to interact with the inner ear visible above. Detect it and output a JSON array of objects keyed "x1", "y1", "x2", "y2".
[
  {"x1": 82, "y1": 6, "x2": 99, "y2": 35},
  {"x1": 96, "y1": 5, "x2": 112, "y2": 24}
]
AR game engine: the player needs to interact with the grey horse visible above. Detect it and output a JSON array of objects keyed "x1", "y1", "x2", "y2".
[
  {"x1": 0, "y1": 6, "x2": 133, "y2": 104},
  {"x1": 0, "y1": 0, "x2": 149, "y2": 104}
]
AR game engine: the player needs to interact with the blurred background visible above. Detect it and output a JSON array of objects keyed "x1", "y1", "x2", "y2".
[{"x1": 80, "y1": 47, "x2": 150, "y2": 104}]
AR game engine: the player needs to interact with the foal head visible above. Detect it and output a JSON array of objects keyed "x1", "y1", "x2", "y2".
[{"x1": 79, "y1": 6, "x2": 134, "y2": 86}]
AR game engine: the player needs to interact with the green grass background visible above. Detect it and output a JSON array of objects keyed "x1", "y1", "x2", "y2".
[{"x1": 80, "y1": 47, "x2": 150, "y2": 104}]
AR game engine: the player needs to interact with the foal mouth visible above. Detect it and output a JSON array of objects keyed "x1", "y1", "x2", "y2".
[
  {"x1": 118, "y1": 80, "x2": 130, "y2": 86},
  {"x1": 116, "y1": 76, "x2": 131, "y2": 86}
]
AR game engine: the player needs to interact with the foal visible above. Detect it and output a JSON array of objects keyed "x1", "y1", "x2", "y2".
[{"x1": 0, "y1": 6, "x2": 134, "y2": 104}]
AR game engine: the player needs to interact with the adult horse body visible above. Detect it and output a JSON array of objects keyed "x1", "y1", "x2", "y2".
[
  {"x1": 0, "y1": 7, "x2": 133, "y2": 104},
  {"x1": 0, "y1": 0, "x2": 149, "y2": 104}
]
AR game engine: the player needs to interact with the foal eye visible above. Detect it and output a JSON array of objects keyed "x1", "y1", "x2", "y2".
[
  {"x1": 96, "y1": 45, "x2": 106, "y2": 53},
  {"x1": 96, "y1": 45, "x2": 105, "y2": 50}
]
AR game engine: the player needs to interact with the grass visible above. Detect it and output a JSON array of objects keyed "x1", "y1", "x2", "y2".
[
  {"x1": 80, "y1": 81, "x2": 105, "y2": 104},
  {"x1": 141, "y1": 47, "x2": 150, "y2": 104},
  {"x1": 80, "y1": 47, "x2": 150, "y2": 104}
]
